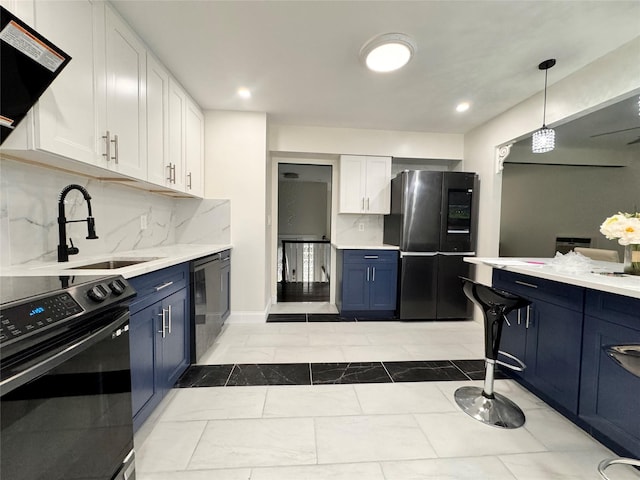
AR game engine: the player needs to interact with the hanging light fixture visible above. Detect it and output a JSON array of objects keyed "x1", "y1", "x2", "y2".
[{"x1": 532, "y1": 58, "x2": 556, "y2": 153}]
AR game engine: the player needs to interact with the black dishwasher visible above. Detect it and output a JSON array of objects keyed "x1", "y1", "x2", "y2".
[{"x1": 190, "y1": 250, "x2": 230, "y2": 363}]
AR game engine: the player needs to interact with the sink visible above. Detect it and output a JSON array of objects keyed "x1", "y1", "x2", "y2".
[{"x1": 70, "y1": 258, "x2": 161, "y2": 270}]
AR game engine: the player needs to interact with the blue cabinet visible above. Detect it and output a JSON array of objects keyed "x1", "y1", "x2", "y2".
[
  {"x1": 493, "y1": 270, "x2": 584, "y2": 415},
  {"x1": 580, "y1": 291, "x2": 640, "y2": 459},
  {"x1": 129, "y1": 263, "x2": 190, "y2": 431},
  {"x1": 337, "y1": 249, "x2": 398, "y2": 316}
]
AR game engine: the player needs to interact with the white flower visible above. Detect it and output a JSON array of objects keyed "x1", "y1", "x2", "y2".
[{"x1": 600, "y1": 212, "x2": 640, "y2": 245}]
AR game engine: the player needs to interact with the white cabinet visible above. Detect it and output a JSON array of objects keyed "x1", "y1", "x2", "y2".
[
  {"x1": 103, "y1": 5, "x2": 147, "y2": 178},
  {"x1": 339, "y1": 155, "x2": 391, "y2": 214},
  {"x1": 167, "y1": 78, "x2": 186, "y2": 191},
  {"x1": 146, "y1": 54, "x2": 169, "y2": 186},
  {"x1": 185, "y1": 96, "x2": 204, "y2": 197}
]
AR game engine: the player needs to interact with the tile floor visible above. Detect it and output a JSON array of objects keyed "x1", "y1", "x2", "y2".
[{"x1": 134, "y1": 302, "x2": 640, "y2": 480}]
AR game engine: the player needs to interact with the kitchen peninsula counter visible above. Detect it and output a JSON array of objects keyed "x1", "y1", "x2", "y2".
[
  {"x1": 0, "y1": 243, "x2": 232, "y2": 278},
  {"x1": 465, "y1": 257, "x2": 640, "y2": 299}
]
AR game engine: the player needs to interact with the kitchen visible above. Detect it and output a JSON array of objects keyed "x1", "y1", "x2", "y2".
[{"x1": 1, "y1": 1, "x2": 640, "y2": 479}]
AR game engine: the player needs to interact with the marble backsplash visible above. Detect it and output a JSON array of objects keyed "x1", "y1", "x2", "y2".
[
  {"x1": 0, "y1": 159, "x2": 230, "y2": 267},
  {"x1": 335, "y1": 214, "x2": 385, "y2": 245}
]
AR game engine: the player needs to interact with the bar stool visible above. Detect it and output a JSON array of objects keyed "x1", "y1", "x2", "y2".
[
  {"x1": 454, "y1": 277, "x2": 531, "y2": 429},
  {"x1": 598, "y1": 344, "x2": 640, "y2": 479}
]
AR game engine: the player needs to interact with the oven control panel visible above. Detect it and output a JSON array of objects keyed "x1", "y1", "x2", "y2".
[{"x1": 0, "y1": 293, "x2": 83, "y2": 343}]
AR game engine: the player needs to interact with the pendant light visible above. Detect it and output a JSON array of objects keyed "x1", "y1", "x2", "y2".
[{"x1": 532, "y1": 58, "x2": 556, "y2": 153}]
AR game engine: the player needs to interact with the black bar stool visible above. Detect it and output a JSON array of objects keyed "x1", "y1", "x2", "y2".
[
  {"x1": 454, "y1": 277, "x2": 531, "y2": 429},
  {"x1": 598, "y1": 344, "x2": 640, "y2": 479}
]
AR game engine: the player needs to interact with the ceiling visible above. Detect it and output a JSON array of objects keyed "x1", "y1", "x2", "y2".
[{"x1": 111, "y1": 1, "x2": 640, "y2": 135}]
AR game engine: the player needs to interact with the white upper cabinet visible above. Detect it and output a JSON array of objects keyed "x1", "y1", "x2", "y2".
[
  {"x1": 184, "y1": 96, "x2": 204, "y2": 197},
  {"x1": 30, "y1": 0, "x2": 105, "y2": 165},
  {"x1": 339, "y1": 155, "x2": 392, "y2": 214},
  {"x1": 146, "y1": 54, "x2": 169, "y2": 186},
  {"x1": 167, "y1": 78, "x2": 186, "y2": 191},
  {"x1": 104, "y1": 5, "x2": 147, "y2": 179}
]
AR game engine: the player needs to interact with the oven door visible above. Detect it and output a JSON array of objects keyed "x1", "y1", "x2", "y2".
[{"x1": 1, "y1": 309, "x2": 135, "y2": 480}]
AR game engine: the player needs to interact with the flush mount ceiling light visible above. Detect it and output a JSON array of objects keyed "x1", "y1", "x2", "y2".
[
  {"x1": 532, "y1": 58, "x2": 556, "y2": 154},
  {"x1": 237, "y1": 87, "x2": 251, "y2": 99},
  {"x1": 360, "y1": 33, "x2": 416, "y2": 73},
  {"x1": 456, "y1": 102, "x2": 470, "y2": 113}
]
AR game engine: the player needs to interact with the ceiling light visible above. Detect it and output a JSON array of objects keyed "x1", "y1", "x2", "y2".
[
  {"x1": 237, "y1": 87, "x2": 251, "y2": 99},
  {"x1": 456, "y1": 102, "x2": 470, "y2": 113},
  {"x1": 532, "y1": 58, "x2": 556, "y2": 154},
  {"x1": 360, "y1": 33, "x2": 416, "y2": 73}
]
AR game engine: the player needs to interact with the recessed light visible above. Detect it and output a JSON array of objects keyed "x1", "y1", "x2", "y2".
[
  {"x1": 456, "y1": 102, "x2": 470, "y2": 113},
  {"x1": 360, "y1": 33, "x2": 416, "y2": 73},
  {"x1": 237, "y1": 87, "x2": 251, "y2": 99}
]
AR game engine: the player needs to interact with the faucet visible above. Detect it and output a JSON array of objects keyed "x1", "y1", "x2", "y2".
[{"x1": 57, "y1": 184, "x2": 98, "y2": 262}]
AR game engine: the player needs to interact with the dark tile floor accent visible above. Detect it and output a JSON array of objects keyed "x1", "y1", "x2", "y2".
[
  {"x1": 266, "y1": 313, "x2": 307, "y2": 322},
  {"x1": 175, "y1": 359, "x2": 494, "y2": 387},
  {"x1": 311, "y1": 362, "x2": 392, "y2": 385},
  {"x1": 384, "y1": 360, "x2": 470, "y2": 382},
  {"x1": 174, "y1": 365, "x2": 234, "y2": 388},
  {"x1": 307, "y1": 313, "x2": 355, "y2": 322}
]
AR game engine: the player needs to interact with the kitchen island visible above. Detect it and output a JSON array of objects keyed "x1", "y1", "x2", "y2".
[{"x1": 466, "y1": 257, "x2": 640, "y2": 460}]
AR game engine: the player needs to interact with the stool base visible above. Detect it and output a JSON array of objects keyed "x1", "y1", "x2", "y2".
[{"x1": 454, "y1": 386, "x2": 525, "y2": 429}]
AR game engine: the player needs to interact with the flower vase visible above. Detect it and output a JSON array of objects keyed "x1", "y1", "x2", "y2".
[{"x1": 623, "y1": 244, "x2": 640, "y2": 276}]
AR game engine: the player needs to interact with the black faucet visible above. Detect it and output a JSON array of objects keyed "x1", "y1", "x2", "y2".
[{"x1": 57, "y1": 184, "x2": 99, "y2": 262}]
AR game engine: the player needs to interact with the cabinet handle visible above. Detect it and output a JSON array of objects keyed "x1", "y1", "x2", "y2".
[
  {"x1": 362, "y1": 198, "x2": 365, "y2": 211},
  {"x1": 158, "y1": 309, "x2": 167, "y2": 338},
  {"x1": 517, "y1": 309, "x2": 521, "y2": 325},
  {"x1": 515, "y1": 280, "x2": 538, "y2": 289},
  {"x1": 366, "y1": 267, "x2": 370, "y2": 282},
  {"x1": 363, "y1": 255, "x2": 379, "y2": 259},
  {"x1": 102, "y1": 130, "x2": 111, "y2": 161},
  {"x1": 372, "y1": 266, "x2": 376, "y2": 282},
  {"x1": 167, "y1": 304, "x2": 172, "y2": 334},
  {"x1": 111, "y1": 134, "x2": 119, "y2": 164},
  {"x1": 155, "y1": 281, "x2": 174, "y2": 292},
  {"x1": 171, "y1": 163, "x2": 176, "y2": 184},
  {"x1": 366, "y1": 197, "x2": 370, "y2": 210},
  {"x1": 525, "y1": 306, "x2": 531, "y2": 329},
  {"x1": 187, "y1": 172, "x2": 192, "y2": 189},
  {"x1": 166, "y1": 163, "x2": 173, "y2": 182}
]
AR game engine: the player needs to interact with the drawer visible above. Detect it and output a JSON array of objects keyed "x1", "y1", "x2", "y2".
[
  {"x1": 343, "y1": 249, "x2": 398, "y2": 264},
  {"x1": 493, "y1": 270, "x2": 584, "y2": 312},
  {"x1": 585, "y1": 290, "x2": 640, "y2": 329},
  {"x1": 129, "y1": 263, "x2": 189, "y2": 313}
]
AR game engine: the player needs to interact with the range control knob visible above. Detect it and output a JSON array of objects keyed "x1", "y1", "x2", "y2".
[
  {"x1": 87, "y1": 284, "x2": 109, "y2": 303},
  {"x1": 108, "y1": 279, "x2": 126, "y2": 296}
]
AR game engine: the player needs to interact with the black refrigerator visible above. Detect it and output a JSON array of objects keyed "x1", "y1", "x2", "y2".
[{"x1": 383, "y1": 170, "x2": 479, "y2": 320}]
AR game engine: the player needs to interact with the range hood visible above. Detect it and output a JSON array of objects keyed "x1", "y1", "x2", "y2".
[{"x1": 0, "y1": 6, "x2": 71, "y2": 145}]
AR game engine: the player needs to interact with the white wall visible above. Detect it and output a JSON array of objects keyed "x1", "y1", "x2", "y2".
[
  {"x1": 464, "y1": 36, "x2": 640, "y2": 285},
  {"x1": 204, "y1": 110, "x2": 269, "y2": 320}
]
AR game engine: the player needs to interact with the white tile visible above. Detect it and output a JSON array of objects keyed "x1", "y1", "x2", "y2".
[
  {"x1": 414, "y1": 412, "x2": 547, "y2": 457},
  {"x1": 270, "y1": 302, "x2": 337, "y2": 314},
  {"x1": 354, "y1": 383, "x2": 457, "y2": 414},
  {"x1": 160, "y1": 386, "x2": 267, "y2": 421},
  {"x1": 250, "y1": 462, "x2": 385, "y2": 480},
  {"x1": 315, "y1": 414, "x2": 437, "y2": 464},
  {"x1": 136, "y1": 421, "x2": 206, "y2": 472},
  {"x1": 204, "y1": 346, "x2": 276, "y2": 364},
  {"x1": 273, "y1": 346, "x2": 345, "y2": 363},
  {"x1": 188, "y1": 417, "x2": 316, "y2": 469},
  {"x1": 263, "y1": 385, "x2": 362, "y2": 417},
  {"x1": 136, "y1": 468, "x2": 251, "y2": 480},
  {"x1": 436, "y1": 380, "x2": 548, "y2": 411},
  {"x1": 523, "y1": 408, "x2": 604, "y2": 451},
  {"x1": 381, "y1": 456, "x2": 518, "y2": 480},
  {"x1": 245, "y1": 333, "x2": 309, "y2": 347},
  {"x1": 402, "y1": 343, "x2": 479, "y2": 360},
  {"x1": 498, "y1": 450, "x2": 640, "y2": 480},
  {"x1": 308, "y1": 332, "x2": 371, "y2": 346},
  {"x1": 340, "y1": 345, "x2": 412, "y2": 361}
]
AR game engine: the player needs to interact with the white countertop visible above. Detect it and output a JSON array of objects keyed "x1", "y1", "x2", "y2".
[
  {"x1": 466, "y1": 257, "x2": 640, "y2": 300},
  {"x1": 332, "y1": 243, "x2": 400, "y2": 250},
  {"x1": 0, "y1": 244, "x2": 232, "y2": 279}
]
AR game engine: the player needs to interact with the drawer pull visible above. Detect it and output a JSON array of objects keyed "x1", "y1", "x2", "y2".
[
  {"x1": 364, "y1": 255, "x2": 379, "y2": 259},
  {"x1": 515, "y1": 280, "x2": 538, "y2": 289},
  {"x1": 155, "y1": 281, "x2": 174, "y2": 292}
]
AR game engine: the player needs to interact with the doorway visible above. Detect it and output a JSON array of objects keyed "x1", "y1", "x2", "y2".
[{"x1": 277, "y1": 163, "x2": 332, "y2": 302}]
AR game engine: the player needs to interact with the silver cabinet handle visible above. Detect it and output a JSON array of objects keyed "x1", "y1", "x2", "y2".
[
  {"x1": 515, "y1": 280, "x2": 538, "y2": 289},
  {"x1": 366, "y1": 266, "x2": 370, "y2": 282},
  {"x1": 525, "y1": 306, "x2": 531, "y2": 329},
  {"x1": 111, "y1": 134, "x2": 119, "y2": 164},
  {"x1": 171, "y1": 163, "x2": 176, "y2": 183},
  {"x1": 166, "y1": 163, "x2": 173, "y2": 182},
  {"x1": 102, "y1": 130, "x2": 111, "y2": 161},
  {"x1": 361, "y1": 198, "x2": 365, "y2": 211},
  {"x1": 167, "y1": 304, "x2": 172, "y2": 334},
  {"x1": 158, "y1": 308, "x2": 167, "y2": 338},
  {"x1": 187, "y1": 172, "x2": 192, "y2": 189},
  {"x1": 367, "y1": 197, "x2": 370, "y2": 210},
  {"x1": 372, "y1": 266, "x2": 376, "y2": 281},
  {"x1": 364, "y1": 255, "x2": 379, "y2": 259},
  {"x1": 155, "y1": 281, "x2": 174, "y2": 292}
]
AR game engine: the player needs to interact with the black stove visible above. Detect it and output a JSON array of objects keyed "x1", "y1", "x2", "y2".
[{"x1": 0, "y1": 274, "x2": 136, "y2": 361}]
